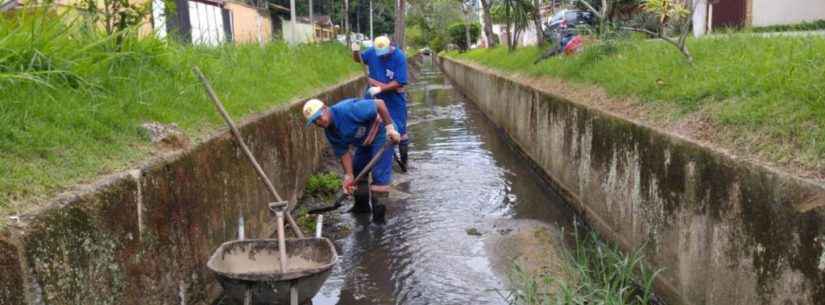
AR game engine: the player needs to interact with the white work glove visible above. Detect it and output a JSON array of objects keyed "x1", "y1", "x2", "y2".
[
  {"x1": 386, "y1": 124, "x2": 401, "y2": 144},
  {"x1": 342, "y1": 174, "x2": 354, "y2": 195},
  {"x1": 351, "y1": 42, "x2": 361, "y2": 52},
  {"x1": 368, "y1": 86, "x2": 382, "y2": 97}
]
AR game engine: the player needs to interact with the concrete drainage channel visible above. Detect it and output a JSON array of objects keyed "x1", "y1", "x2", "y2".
[
  {"x1": 3, "y1": 54, "x2": 824, "y2": 305},
  {"x1": 439, "y1": 56, "x2": 825, "y2": 305}
]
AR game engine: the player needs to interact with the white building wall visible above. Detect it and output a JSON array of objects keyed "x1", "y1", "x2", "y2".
[
  {"x1": 283, "y1": 20, "x2": 315, "y2": 45},
  {"x1": 188, "y1": 1, "x2": 225, "y2": 46},
  {"x1": 491, "y1": 24, "x2": 540, "y2": 47},
  {"x1": 751, "y1": 0, "x2": 825, "y2": 26}
]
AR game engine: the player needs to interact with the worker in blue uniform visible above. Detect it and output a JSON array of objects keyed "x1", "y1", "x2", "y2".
[
  {"x1": 303, "y1": 98, "x2": 401, "y2": 215},
  {"x1": 351, "y1": 35, "x2": 411, "y2": 171}
]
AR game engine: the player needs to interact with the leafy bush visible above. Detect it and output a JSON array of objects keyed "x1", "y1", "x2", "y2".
[
  {"x1": 305, "y1": 172, "x2": 342, "y2": 197},
  {"x1": 447, "y1": 22, "x2": 481, "y2": 51},
  {"x1": 429, "y1": 35, "x2": 448, "y2": 53}
]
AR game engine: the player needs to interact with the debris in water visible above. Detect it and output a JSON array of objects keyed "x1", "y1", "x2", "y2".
[{"x1": 466, "y1": 227, "x2": 482, "y2": 236}]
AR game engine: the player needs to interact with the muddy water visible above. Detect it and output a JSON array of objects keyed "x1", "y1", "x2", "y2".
[{"x1": 309, "y1": 57, "x2": 579, "y2": 305}]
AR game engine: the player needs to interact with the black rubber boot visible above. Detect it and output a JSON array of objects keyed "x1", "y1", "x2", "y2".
[
  {"x1": 349, "y1": 180, "x2": 371, "y2": 214},
  {"x1": 371, "y1": 192, "x2": 387, "y2": 223},
  {"x1": 399, "y1": 142, "x2": 409, "y2": 171}
]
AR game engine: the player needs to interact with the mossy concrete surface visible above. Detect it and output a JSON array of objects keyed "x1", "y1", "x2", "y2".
[
  {"x1": 0, "y1": 231, "x2": 24, "y2": 305},
  {"x1": 0, "y1": 76, "x2": 366, "y2": 305},
  {"x1": 440, "y1": 57, "x2": 825, "y2": 305}
]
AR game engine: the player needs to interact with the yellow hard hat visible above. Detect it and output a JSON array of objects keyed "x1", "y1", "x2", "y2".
[
  {"x1": 303, "y1": 99, "x2": 325, "y2": 127},
  {"x1": 374, "y1": 36, "x2": 392, "y2": 56}
]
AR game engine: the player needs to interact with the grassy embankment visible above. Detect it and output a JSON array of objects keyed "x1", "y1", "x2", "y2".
[
  {"x1": 0, "y1": 11, "x2": 361, "y2": 221},
  {"x1": 447, "y1": 35, "x2": 825, "y2": 173},
  {"x1": 502, "y1": 231, "x2": 660, "y2": 305}
]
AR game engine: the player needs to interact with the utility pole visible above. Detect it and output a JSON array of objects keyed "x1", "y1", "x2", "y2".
[
  {"x1": 344, "y1": 0, "x2": 350, "y2": 46},
  {"x1": 289, "y1": 0, "x2": 297, "y2": 44},
  {"x1": 369, "y1": 0, "x2": 374, "y2": 40},
  {"x1": 309, "y1": 0, "x2": 314, "y2": 41}
]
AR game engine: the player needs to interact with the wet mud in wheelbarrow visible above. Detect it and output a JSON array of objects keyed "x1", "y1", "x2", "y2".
[{"x1": 208, "y1": 238, "x2": 338, "y2": 305}]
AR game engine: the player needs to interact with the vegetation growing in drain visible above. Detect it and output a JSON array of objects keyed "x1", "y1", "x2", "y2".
[
  {"x1": 447, "y1": 34, "x2": 825, "y2": 171},
  {"x1": 295, "y1": 206, "x2": 316, "y2": 234},
  {"x1": 305, "y1": 172, "x2": 342, "y2": 198},
  {"x1": 0, "y1": 10, "x2": 360, "y2": 219},
  {"x1": 500, "y1": 231, "x2": 662, "y2": 305}
]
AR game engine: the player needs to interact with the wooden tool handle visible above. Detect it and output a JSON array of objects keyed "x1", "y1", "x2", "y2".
[
  {"x1": 276, "y1": 211, "x2": 288, "y2": 273},
  {"x1": 193, "y1": 66, "x2": 305, "y2": 238}
]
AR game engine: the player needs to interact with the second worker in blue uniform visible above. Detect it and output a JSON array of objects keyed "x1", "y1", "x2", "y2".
[{"x1": 351, "y1": 35, "x2": 411, "y2": 171}]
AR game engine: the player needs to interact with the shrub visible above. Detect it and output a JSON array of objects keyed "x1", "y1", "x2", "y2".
[
  {"x1": 305, "y1": 172, "x2": 342, "y2": 197},
  {"x1": 447, "y1": 22, "x2": 481, "y2": 51}
]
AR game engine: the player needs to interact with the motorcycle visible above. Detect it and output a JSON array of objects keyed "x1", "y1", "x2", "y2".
[{"x1": 534, "y1": 10, "x2": 594, "y2": 64}]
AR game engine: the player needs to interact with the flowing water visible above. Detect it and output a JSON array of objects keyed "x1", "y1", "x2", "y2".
[{"x1": 308, "y1": 57, "x2": 580, "y2": 305}]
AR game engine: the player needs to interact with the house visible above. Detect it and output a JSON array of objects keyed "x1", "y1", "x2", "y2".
[
  {"x1": 154, "y1": 0, "x2": 273, "y2": 45},
  {"x1": 2, "y1": 0, "x2": 274, "y2": 45},
  {"x1": 694, "y1": 0, "x2": 825, "y2": 35},
  {"x1": 310, "y1": 15, "x2": 337, "y2": 42},
  {"x1": 223, "y1": 1, "x2": 273, "y2": 44}
]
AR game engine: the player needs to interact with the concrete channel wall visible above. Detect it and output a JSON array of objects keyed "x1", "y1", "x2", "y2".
[
  {"x1": 0, "y1": 76, "x2": 366, "y2": 305},
  {"x1": 439, "y1": 57, "x2": 825, "y2": 305}
]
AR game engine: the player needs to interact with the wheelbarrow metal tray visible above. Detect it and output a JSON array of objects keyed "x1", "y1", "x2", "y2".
[{"x1": 207, "y1": 238, "x2": 338, "y2": 304}]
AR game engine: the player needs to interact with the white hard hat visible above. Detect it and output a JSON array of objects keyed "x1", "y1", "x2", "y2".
[
  {"x1": 303, "y1": 99, "x2": 325, "y2": 127},
  {"x1": 374, "y1": 36, "x2": 392, "y2": 56}
]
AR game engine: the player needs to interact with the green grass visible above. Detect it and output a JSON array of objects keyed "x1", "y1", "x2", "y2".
[
  {"x1": 750, "y1": 19, "x2": 825, "y2": 33},
  {"x1": 0, "y1": 10, "x2": 360, "y2": 217},
  {"x1": 501, "y1": 231, "x2": 661, "y2": 305},
  {"x1": 447, "y1": 36, "x2": 825, "y2": 168}
]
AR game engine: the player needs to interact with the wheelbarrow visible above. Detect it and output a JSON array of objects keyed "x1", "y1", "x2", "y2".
[
  {"x1": 194, "y1": 67, "x2": 338, "y2": 305},
  {"x1": 207, "y1": 203, "x2": 337, "y2": 305}
]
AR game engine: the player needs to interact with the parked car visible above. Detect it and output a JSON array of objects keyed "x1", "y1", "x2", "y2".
[{"x1": 546, "y1": 9, "x2": 596, "y2": 31}]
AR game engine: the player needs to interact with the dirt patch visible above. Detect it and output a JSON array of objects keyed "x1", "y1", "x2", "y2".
[
  {"x1": 456, "y1": 59, "x2": 825, "y2": 183},
  {"x1": 485, "y1": 220, "x2": 573, "y2": 292}
]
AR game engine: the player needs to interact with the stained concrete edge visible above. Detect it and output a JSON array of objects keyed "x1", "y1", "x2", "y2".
[
  {"x1": 440, "y1": 56, "x2": 825, "y2": 305},
  {"x1": 0, "y1": 74, "x2": 367, "y2": 305}
]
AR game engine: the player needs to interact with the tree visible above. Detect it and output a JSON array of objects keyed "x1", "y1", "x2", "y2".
[
  {"x1": 460, "y1": 0, "x2": 472, "y2": 50},
  {"x1": 479, "y1": 0, "x2": 497, "y2": 47},
  {"x1": 622, "y1": 0, "x2": 694, "y2": 62},
  {"x1": 395, "y1": 0, "x2": 406, "y2": 49},
  {"x1": 532, "y1": 0, "x2": 544, "y2": 46},
  {"x1": 78, "y1": 0, "x2": 150, "y2": 47},
  {"x1": 407, "y1": 0, "x2": 465, "y2": 51},
  {"x1": 491, "y1": 0, "x2": 535, "y2": 51},
  {"x1": 448, "y1": 22, "x2": 481, "y2": 51}
]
